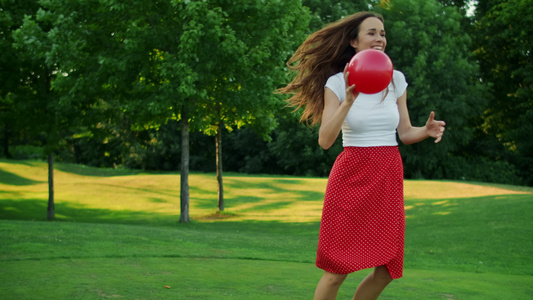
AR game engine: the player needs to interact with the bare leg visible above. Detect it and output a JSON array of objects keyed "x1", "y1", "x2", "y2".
[
  {"x1": 314, "y1": 271, "x2": 348, "y2": 300},
  {"x1": 352, "y1": 265, "x2": 393, "y2": 300}
]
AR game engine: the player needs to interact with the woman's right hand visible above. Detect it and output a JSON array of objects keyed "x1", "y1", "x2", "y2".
[
  {"x1": 344, "y1": 64, "x2": 359, "y2": 106},
  {"x1": 318, "y1": 65, "x2": 359, "y2": 150}
]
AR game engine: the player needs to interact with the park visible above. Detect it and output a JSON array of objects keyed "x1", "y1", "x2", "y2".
[{"x1": 1, "y1": 0, "x2": 532, "y2": 299}]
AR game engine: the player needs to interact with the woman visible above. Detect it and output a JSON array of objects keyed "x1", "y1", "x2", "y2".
[{"x1": 279, "y1": 12, "x2": 446, "y2": 300}]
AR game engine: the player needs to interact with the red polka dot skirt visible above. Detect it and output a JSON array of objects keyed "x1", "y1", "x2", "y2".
[{"x1": 316, "y1": 146, "x2": 405, "y2": 279}]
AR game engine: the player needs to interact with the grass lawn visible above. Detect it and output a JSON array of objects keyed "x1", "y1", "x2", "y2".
[{"x1": 1, "y1": 159, "x2": 532, "y2": 299}]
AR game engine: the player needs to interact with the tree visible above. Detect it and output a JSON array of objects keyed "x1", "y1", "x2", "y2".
[
  {"x1": 377, "y1": 0, "x2": 488, "y2": 179},
  {"x1": 192, "y1": 0, "x2": 310, "y2": 211},
  {"x1": 473, "y1": 0, "x2": 533, "y2": 184},
  {"x1": 7, "y1": 0, "x2": 74, "y2": 220}
]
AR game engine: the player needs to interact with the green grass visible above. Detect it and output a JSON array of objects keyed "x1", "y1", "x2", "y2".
[{"x1": 1, "y1": 159, "x2": 533, "y2": 299}]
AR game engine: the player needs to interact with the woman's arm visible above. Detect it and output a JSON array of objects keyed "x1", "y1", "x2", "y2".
[
  {"x1": 318, "y1": 69, "x2": 357, "y2": 150},
  {"x1": 397, "y1": 90, "x2": 446, "y2": 145}
]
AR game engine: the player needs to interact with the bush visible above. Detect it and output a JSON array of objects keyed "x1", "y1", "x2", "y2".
[
  {"x1": 442, "y1": 155, "x2": 523, "y2": 185},
  {"x1": 10, "y1": 145, "x2": 46, "y2": 160}
]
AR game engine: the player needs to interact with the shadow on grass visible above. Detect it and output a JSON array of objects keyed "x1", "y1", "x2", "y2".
[
  {"x1": 191, "y1": 177, "x2": 325, "y2": 213},
  {"x1": 81, "y1": 181, "x2": 180, "y2": 199},
  {"x1": 0, "y1": 196, "x2": 322, "y2": 232},
  {"x1": 0, "y1": 159, "x2": 151, "y2": 178},
  {"x1": 0, "y1": 198, "x2": 180, "y2": 226},
  {"x1": 0, "y1": 159, "x2": 45, "y2": 168},
  {"x1": 54, "y1": 163, "x2": 158, "y2": 177},
  {"x1": 404, "y1": 193, "x2": 533, "y2": 221},
  {"x1": 0, "y1": 168, "x2": 45, "y2": 186}
]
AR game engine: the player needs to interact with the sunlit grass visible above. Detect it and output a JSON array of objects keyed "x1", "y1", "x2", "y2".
[{"x1": 404, "y1": 180, "x2": 531, "y2": 199}]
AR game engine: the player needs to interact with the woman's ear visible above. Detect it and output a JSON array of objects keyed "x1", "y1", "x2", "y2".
[{"x1": 350, "y1": 38, "x2": 358, "y2": 50}]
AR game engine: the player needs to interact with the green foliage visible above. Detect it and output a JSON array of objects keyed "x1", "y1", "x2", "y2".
[
  {"x1": 473, "y1": 0, "x2": 533, "y2": 184},
  {"x1": 441, "y1": 155, "x2": 523, "y2": 185},
  {"x1": 9, "y1": 145, "x2": 46, "y2": 160},
  {"x1": 192, "y1": 0, "x2": 310, "y2": 137},
  {"x1": 10, "y1": 0, "x2": 310, "y2": 170},
  {"x1": 302, "y1": 0, "x2": 370, "y2": 31},
  {"x1": 434, "y1": 0, "x2": 471, "y2": 16},
  {"x1": 1, "y1": 0, "x2": 58, "y2": 156},
  {"x1": 378, "y1": 0, "x2": 489, "y2": 179},
  {"x1": 223, "y1": 116, "x2": 343, "y2": 176}
]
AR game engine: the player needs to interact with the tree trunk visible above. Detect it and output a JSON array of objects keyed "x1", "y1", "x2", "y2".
[
  {"x1": 47, "y1": 152, "x2": 55, "y2": 220},
  {"x1": 179, "y1": 108, "x2": 190, "y2": 223},
  {"x1": 216, "y1": 123, "x2": 224, "y2": 211}
]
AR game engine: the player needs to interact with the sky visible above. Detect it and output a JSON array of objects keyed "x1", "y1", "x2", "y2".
[{"x1": 466, "y1": 0, "x2": 477, "y2": 17}]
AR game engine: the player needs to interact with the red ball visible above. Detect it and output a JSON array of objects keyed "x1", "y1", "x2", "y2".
[{"x1": 347, "y1": 49, "x2": 394, "y2": 94}]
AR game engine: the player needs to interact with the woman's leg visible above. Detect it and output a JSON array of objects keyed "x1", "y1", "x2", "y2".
[
  {"x1": 314, "y1": 271, "x2": 348, "y2": 300},
  {"x1": 352, "y1": 265, "x2": 393, "y2": 300}
]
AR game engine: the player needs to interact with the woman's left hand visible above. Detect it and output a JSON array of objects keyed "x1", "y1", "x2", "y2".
[{"x1": 426, "y1": 111, "x2": 446, "y2": 143}]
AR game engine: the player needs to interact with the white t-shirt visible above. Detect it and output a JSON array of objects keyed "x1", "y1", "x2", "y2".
[{"x1": 325, "y1": 70, "x2": 408, "y2": 147}]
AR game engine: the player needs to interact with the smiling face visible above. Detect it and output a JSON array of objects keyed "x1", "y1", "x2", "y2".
[{"x1": 350, "y1": 17, "x2": 386, "y2": 52}]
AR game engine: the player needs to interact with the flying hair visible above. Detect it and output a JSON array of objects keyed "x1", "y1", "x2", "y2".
[{"x1": 278, "y1": 12, "x2": 385, "y2": 125}]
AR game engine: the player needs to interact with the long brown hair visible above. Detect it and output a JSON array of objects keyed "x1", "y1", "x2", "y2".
[{"x1": 278, "y1": 12, "x2": 384, "y2": 125}]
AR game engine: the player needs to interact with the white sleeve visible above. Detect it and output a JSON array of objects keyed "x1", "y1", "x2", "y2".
[
  {"x1": 324, "y1": 73, "x2": 345, "y2": 103},
  {"x1": 393, "y1": 70, "x2": 408, "y2": 98}
]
